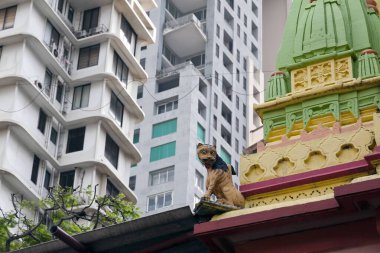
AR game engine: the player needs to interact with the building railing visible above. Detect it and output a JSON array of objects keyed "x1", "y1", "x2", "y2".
[
  {"x1": 156, "y1": 61, "x2": 192, "y2": 79},
  {"x1": 73, "y1": 24, "x2": 109, "y2": 39},
  {"x1": 164, "y1": 14, "x2": 206, "y2": 35},
  {"x1": 45, "y1": 42, "x2": 73, "y2": 75}
]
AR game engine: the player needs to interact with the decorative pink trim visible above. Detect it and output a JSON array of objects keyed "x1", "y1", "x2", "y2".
[
  {"x1": 361, "y1": 49, "x2": 378, "y2": 56},
  {"x1": 240, "y1": 160, "x2": 370, "y2": 197},
  {"x1": 270, "y1": 71, "x2": 285, "y2": 77}
]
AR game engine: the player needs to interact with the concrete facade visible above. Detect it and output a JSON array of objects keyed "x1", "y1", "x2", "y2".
[
  {"x1": 131, "y1": 0, "x2": 262, "y2": 215},
  {"x1": 0, "y1": 0, "x2": 156, "y2": 212}
]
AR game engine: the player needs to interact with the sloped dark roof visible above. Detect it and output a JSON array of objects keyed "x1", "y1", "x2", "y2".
[{"x1": 13, "y1": 206, "x2": 209, "y2": 253}]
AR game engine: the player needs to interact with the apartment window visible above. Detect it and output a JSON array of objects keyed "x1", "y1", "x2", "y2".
[
  {"x1": 217, "y1": 0, "x2": 221, "y2": 12},
  {"x1": 237, "y1": 24, "x2": 240, "y2": 37},
  {"x1": 82, "y1": 8, "x2": 99, "y2": 32},
  {"x1": 78, "y1": 44, "x2": 100, "y2": 69},
  {"x1": 236, "y1": 68, "x2": 240, "y2": 82},
  {"x1": 147, "y1": 191, "x2": 173, "y2": 212},
  {"x1": 197, "y1": 123, "x2": 205, "y2": 143},
  {"x1": 214, "y1": 93, "x2": 218, "y2": 108},
  {"x1": 0, "y1": 6, "x2": 17, "y2": 31},
  {"x1": 216, "y1": 44, "x2": 219, "y2": 58},
  {"x1": 110, "y1": 92, "x2": 124, "y2": 126},
  {"x1": 251, "y1": 21, "x2": 258, "y2": 39},
  {"x1": 31, "y1": 155, "x2": 40, "y2": 184},
  {"x1": 252, "y1": 1, "x2": 258, "y2": 16},
  {"x1": 221, "y1": 125, "x2": 231, "y2": 145},
  {"x1": 129, "y1": 176, "x2": 136, "y2": 191},
  {"x1": 235, "y1": 117, "x2": 239, "y2": 132},
  {"x1": 195, "y1": 170, "x2": 204, "y2": 191},
  {"x1": 244, "y1": 32, "x2": 247, "y2": 45},
  {"x1": 157, "y1": 77, "x2": 179, "y2": 92},
  {"x1": 137, "y1": 85, "x2": 143, "y2": 99},
  {"x1": 59, "y1": 170, "x2": 75, "y2": 188},
  {"x1": 236, "y1": 95, "x2": 240, "y2": 109},
  {"x1": 237, "y1": 6, "x2": 241, "y2": 18},
  {"x1": 221, "y1": 103, "x2": 232, "y2": 124},
  {"x1": 44, "y1": 69, "x2": 53, "y2": 94},
  {"x1": 198, "y1": 100, "x2": 206, "y2": 119},
  {"x1": 251, "y1": 43, "x2": 258, "y2": 58},
  {"x1": 37, "y1": 109, "x2": 47, "y2": 134},
  {"x1": 214, "y1": 71, "x2": 219, "y2": 86},
  {"x1": 44, "y1": 21, "x2": 60, "y2": 52},
  {"x1": 50, "y1": 127, "x2": 58, "y2": 145},
  {"x1": 220, "y1": 147, "x2": 231, "y2": 164},
  {"x1": 140, "y1": 58, "x2": 146, "y2": 69},
  {"x1": 155, "y1": 97, "x2": 178, "y2": 114},
  {"x1": 106, "y1": 179, "x2": 119, "y2": 197},
  {"x1": 150, "y1": 142, "x2": 176, "y2": 162},
  {"x1": 56, "y1": 81, "x2": 64, "y2": 103},
  {"x1": 243, "y1": 58, "x2": 247, "y2": 71},
  {"x1": 235, "y1": 139, "x2": 239, "y2": 153},
  {"x1": 216, "y1": 24, "x2": 220, "y2": 38},
  {"x1": 72, "y1": 84, "x2": 90, "y2": 109},
  {"x1": 235, "y1": 161, "x2": 239, "y2": 176},
  {"x1": 152, "y1": 118, "x2": 177, "y2": 138},
  {"x1": 243, "y1": 77, "x2": 247, "y2": 90},
  {"x1": 243, "y1": 103, "x2": 247, "y2": 117},
  {"x1": 213, "y1": 137, "x2": 217, "y2": 146},
  {"x1": 243, "y1": 125, "x2": 247, "y2": 140},
  {"x1": 149, "y1": 166, "x2": 174, "y2": 186},
  {"x1": 213, "y1": 115, "x2": 217, "y2": 130},
  {"x1": 244, "y1": 14, "x2": 247, "y2": 27},
  {"x1": 199, "y1": 79, "x2": 207, "y2": 97},
  {"x1": 113, "y1": 52, "x2": 129, "y2": 85},
  {"x1": 68, "y1": 6, "x2": 74, "y2": 23},
  {"x1": 105, "y1": 134, "x2": 119, "y2": 169},
  {"x1": 66, "y1": 127, "x2": 85, "y2": 153},
  {"x1": 133, "y1": 129, "x2": 140, "y2": 144},
  {"x1": 58, "y1": 0, "x2": 64, "y2": 13},
  {"x1": 44, "y1": 170, "x2": 51, "y2": 189},
  {"x1": 121, "y1": 16, "x2": 137, "y2": 51}
]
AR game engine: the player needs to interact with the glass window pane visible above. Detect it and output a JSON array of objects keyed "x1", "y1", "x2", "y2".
[
  {"x1": 165, "y1": 192, "x2": 172, "y2": 206},
  {"x1": 152, "y1": 173, "x2": 159, "y2": 186},
  {"x1": 157, "y1": 194, "x2": 164, "y2": 208},
  {"x1": 148, "y1": 197, "x2": 155, "y2": 211},
  {"x1": 168, "y1": 168, "x2": 174, "y2": 182},
  {"x1": 81, "y1": 84, "x2": 90, "y2": 108}
]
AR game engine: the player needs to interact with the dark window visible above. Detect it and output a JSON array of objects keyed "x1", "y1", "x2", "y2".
[
  {"x1": 82, "y1": 8, "x2": 99, "y2": 32},
  {"x1": 0, "y1": 6, "x2": 17, "y2": 30},
  {"x1": 110, "y1": 92, "x2": 124, "y2": 126},
  {"x1": 31, "y1": 155, "x2": 40, "y2": 184},
  {"x1": 140, "y1": 58, "x2": 146, "y2": 69},
  {"x1": 44, "y1": 170, "x2": 51, "y2": 189},
  {"x1": 78, "y1": 44, "x2": 100, "y2": 69},
  {"x1": 106, "y1": 179, "x2": 119, "y2": 197},
  {"x1": 121, "y1": 16, "x2": 136, "y2": 45},
  {"x1": 105, "y1": 134, "x2": 119, "y2": 169},
  {"x1": 37, "y1": 109, "x2": 47, "y2": 134},
  {"x1": 50, "y1": 128, "x2": 58, "y2": 145},
  {"x1": 157, "y1": 78, "x2": 179, "y2": 93},
  {"x1": 56, "y1": 81, "x2": 64, "y2": 103},
  {"x1": 133, "y1": 129, "x2": 140, "y2": 144},
  {"x1": 44, "y1": 69, "x2": 53, "y2": 94},
  {"x1": 72, "y1": 84, "x2": 90, "y2": 109},
  {"x1": 137, "y1": 85, "x2": 143, "y2": 99},
  {"x1": 113, "y1": 52, "x2": 129, "y2": 85},
  {"x1": 129, "y1": 176, "x2": 136, "y2": 191},
  {"x1": 68, "y1": 6, "x2": 74, "y2": 23},
  {"x1": 59, "y1": 170, "x2": 75, "y2": 188},
  {"x1": 66, "y1": 127, "x2": 85, "y2": 153},
  {"x1": 58, "y1": 0, "x2": 64, "y2": 13}
]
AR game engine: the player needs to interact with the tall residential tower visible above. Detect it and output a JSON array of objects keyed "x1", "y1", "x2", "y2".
[
  {"x1": 131, "y1": 0, "x2": 261, "y2": 214},
  {"x1": 0, "y1": 0, "x2": 156, "y2": 211}
]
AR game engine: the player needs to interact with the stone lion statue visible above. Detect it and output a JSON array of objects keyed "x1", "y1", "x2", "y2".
[{"x1": 197, "y1": 143, "x2": 245, "y2": 208}]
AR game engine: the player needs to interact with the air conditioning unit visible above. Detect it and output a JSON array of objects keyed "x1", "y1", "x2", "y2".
[{"x1": 34, "y1": 80, "x2": 43, "y2": 90}]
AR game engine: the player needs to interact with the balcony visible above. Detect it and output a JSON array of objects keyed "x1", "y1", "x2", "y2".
[
  {"x1": 169, "y1": 0, "x2": 207, "y2": 13},
  {"x1": 44, "y1": 42, "x2": 73, "y2": 75},
  {"x1": 163, "y1": 14, "x2": 207, "y2": 58},
  {"x1": 73, "y1": 24, "x2": 109, "y2": 39}
]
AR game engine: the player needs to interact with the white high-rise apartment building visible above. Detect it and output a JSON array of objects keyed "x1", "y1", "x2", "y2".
[
  {"x1": 131, "y1": 0, "x2": 262, "y2": 215},
  {"x1": 0, "y1": 0, "x2": 156, "y2": 212}
]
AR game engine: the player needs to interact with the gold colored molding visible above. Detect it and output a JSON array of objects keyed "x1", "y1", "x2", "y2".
[
  {"x1": 240, "y1": 125, "x2": 375, "y2": 185},
  {"x1": 291, "y1": 57, "x2": 353, "y2": 93}
]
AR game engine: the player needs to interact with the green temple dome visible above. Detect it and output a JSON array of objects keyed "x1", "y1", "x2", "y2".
[
  {"x1": 276, "y1": 0, "x2": 380, "y2": 72},
  {"x1": 265, "y1": 72, "x2": 288, "y2": 102}
]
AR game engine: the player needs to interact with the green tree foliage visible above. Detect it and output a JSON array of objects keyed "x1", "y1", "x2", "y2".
[{"x1": 0, "y1": 185, "x2": 140, "y2": 252}]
